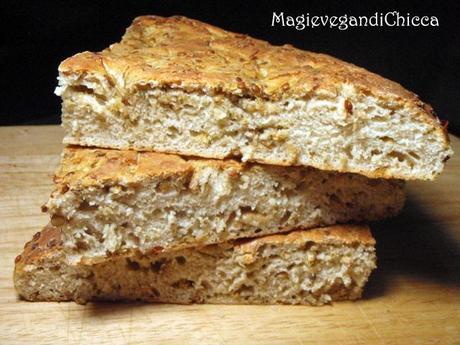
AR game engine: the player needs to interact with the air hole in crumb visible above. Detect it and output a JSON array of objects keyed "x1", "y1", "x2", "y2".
[
  {"x1": 128, "y1": 233, "x2": 140, "y2": 246},
  {"x1": 275, "y1": 271, "x2": 289, "y2": 279},
  {"x1": 84, "y1": 227, "x2": 104, "y2": 243},
  {"x1": 380, "y1": 136, "x2": 394, "y2": 143},
  {"x1": 388, "y1": 151, "x2": 406, "y2": 162},
  {"x1": 175, "y1": 256, "x2": 186, "y2": 265},
  {"x1": 151, "y1": 288, "x2": 160, "y2": 298},
  {"x1": 330, "y1": 194, "x2": 340, "y2": 204},
  {"x1": 201, "y1": 280, "x2": 211, "y2": 290},
  {"x1": 304, "y1": 241, "x2": 314, "y2": 251},
  {"x1": 172, "y1": 279, "x2": 194, "y2": 289},
  {"x1": 127, "y1": 116, "x2": 138, "y2": 126},
  {"x1": 155, "y1": 181, "x2": 174, "y2": 193},
  {"x1": 240, "y1": 206, "x2": 252, "y2": 214},
  {"x1": 280, "y1": 210, "x2": 292, "y2": 224},
  {"x1": 189, "y1": 129, "x2": 203, "y2": 137},
  {"x1": 235, "y1": 284, "x2": 254, "y2": 295},
  {"x1": 371, "y1": 149, "x2": 383, "y2": 155},
  {"x1": 175, "y1": 210, "x2": 187, "y2": 218},
  {"x1": 167, "y1": 126, "x2": 179, "y2": 137},
  {"x1": 227, "y1": 211, "x2": 236, "y2": 225},
  {"x1": 126, "y1": 258, "x2": 140, "y2": 271},
  {"x1": 254, "y1": 229, "x2": 262, "y2": 233},
  {"x1": 344, "y1": 146, "x2": 353, "y2": 159},
  {"x1": 69, "y1": 85, "x2": 98, "y2": 96},
  {"x1": 409, "y1": 151, "x2": 421, "y2": 160},
  {"x1": 76, "y1": 241, "x2": 89, "y2": 250},
  {"x1": 182, "y1": 101, "x2": 196, "y2": 110},
  {"x1": 230, "y1": 152, "x2": 243, "y2": 161},
  {"x1": 151, "y1": 259, "x2": 166, "y2": 273}
]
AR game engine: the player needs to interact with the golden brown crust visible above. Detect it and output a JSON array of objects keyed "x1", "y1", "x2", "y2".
[
  {"x1": 54, "y1": 146, "x2": 245, "y2": 189},
  {"x1": 237, "y1": 224, "x2": 374, "y2": 256},
  {"x1": 15, "y1": 224, "x2": 62, "y2": 267},
  {"x1": 60, "y1": 16, "x2": 420, "y2": 102},
  {"x1": 60, "y1": 145, "x2": 373, "y2": 189},
  {"x1": 53, "y1": 145, "x2": 406, "y2": 197}
]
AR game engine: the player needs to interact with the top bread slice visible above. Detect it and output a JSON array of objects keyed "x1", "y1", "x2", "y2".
[{"x1": 56, "y1": 15, "x2": 452, "y2": 180}]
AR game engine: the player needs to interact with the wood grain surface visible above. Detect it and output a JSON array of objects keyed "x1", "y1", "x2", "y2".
[{"x1": 0, "y1": 126, "x2": 459, "y2": 345}]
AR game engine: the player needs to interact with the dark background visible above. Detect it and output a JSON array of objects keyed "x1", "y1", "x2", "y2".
[{"x1": 1, "y1": 0, "x2": 459, "y2": 134}]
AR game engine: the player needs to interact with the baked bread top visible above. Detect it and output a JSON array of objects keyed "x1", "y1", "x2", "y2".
[
  {"x1": 60, "y1": 16, "x2": 445, "y2": 127},
  {"x1": 55, "y1": 146, "x2": 248, "y2": 188},
  {"x1": 61, "y1": 16, "x2": 429, "y2": 104},
  {"x1": 56, "y1": 146, "x2": 387, "y2": 189},
  {"x1": 55, "y1": 146, "x2": 193, "y2": 187}
]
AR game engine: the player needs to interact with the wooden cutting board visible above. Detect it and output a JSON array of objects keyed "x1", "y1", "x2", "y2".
[{"x1": 0, "y1": 125, "x2": 459, "y2": 345}]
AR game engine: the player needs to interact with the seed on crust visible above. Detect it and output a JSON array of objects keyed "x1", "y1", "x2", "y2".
[
  {"x1": 47, "y1": 239, "x2": 57, "y2": 248},
  {"x1": 51, "y1": 215, "x2": 66, "y2": 227},
  {"x1": 344, "y1": 99, "x2": 353, "y2": 114}
]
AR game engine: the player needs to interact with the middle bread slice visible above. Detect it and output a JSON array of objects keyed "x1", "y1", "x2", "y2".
[{"x1": 44, "y1": 146, "x2": 404, "y2": 261}]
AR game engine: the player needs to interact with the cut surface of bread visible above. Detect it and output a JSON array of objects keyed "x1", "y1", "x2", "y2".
[
  {"x1": 56, "y1": 15, "x2": 452, "y2": 180},
  {"x1": 14, "y1": 224, "x2": 377, "y2": 305},
  {"x1": 44, "y1": 146, "x2": 403, "y2": 262}
]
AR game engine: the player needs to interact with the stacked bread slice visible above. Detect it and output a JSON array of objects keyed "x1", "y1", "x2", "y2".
[{"x1": 14, "y1": 16, "x2": 452, "y2": 305}]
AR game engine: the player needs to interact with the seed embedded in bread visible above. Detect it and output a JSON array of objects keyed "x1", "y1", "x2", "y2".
[{"x1": 56, "y1": 15, "x2": 452, "y2": 180}]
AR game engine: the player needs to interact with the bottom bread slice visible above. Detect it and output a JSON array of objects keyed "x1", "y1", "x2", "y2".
[{"x1": 14, "y1": 224, "x2": 376, "y2": 305}]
